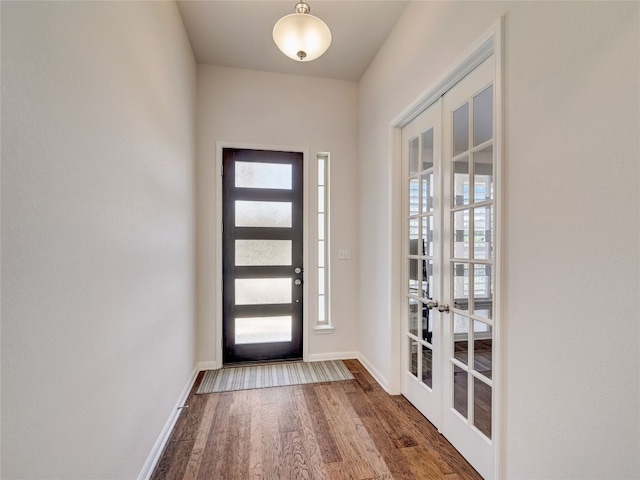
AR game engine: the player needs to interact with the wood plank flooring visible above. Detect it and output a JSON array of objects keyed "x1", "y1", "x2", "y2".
[{"x1": 151, "y1": 359, "x2": 482, "y2": 480}]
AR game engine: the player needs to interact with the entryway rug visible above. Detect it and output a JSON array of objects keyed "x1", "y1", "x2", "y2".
[{"x1": 196, "y1": 360, "x2": 354, "y2": 394}]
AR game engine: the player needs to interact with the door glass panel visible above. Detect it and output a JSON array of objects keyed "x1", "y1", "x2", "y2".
[
  {"x1": 422, "y1": 345, "x2": 433, "y2": 388},
  {"x1": 473, "y1": 85, "x2": 493, "y2": 147},
  {"x1": 235, "y1": 316, "x2": 292, "y2": 344},
  {"x1": 453, "y1": 314, "x2": 469, "y2": 365},
  {"x1": 235, "y1": 201, "x2": 292, "y2": 228},
  {"x1": 235, "y1": 240, "x2": 292, "y2": 266},
  {"x1": 453, "y1": 210, "x2": 470, "y2": 258},
  {"x1": 474, "y1": 205, "x2": 493, "y2": 260},
  {"x1": 421, "y1": 216, "x2": 433, "y2": 257},
  {"x1": 318, "y1": 268, "x2": 325, "y2": 295},
  {"x1": 423, "y1": 260, "x2": 434, "y2": 300},
  {"x1": 474, "y1": 145, "x2": 493, "y2": 203},
  {"x1": 318, "y1": 297, "x2": 325, "y2": 322},
  {"x1": 474, "y1": 378, "x2": 492, "y2": 439},
  {"x1": 453, "y1": 263, "x2": 469, "y2": 311},
  {"x1": 453, "y1": 365, "x2": 468, "y2": 418},
  {"x1": 318, "y1": 213, "x2": 325, "y2": 240},
  {"x1": 318, "y1": 240, "x2": 325, "y2": 267},
  {"x1": 409, "y1": 177, "x2": 419, "y2": 215},
  {"x1": 421, "y1": 173, "x2": 433, "y2": 213},
  {"x1": 409, "y1": 339, "x2": 418, "y2": 377},
  {"x1": 474, "y1": 264, "x2": 493, "y2": 319},
  {"x1": 235, "y1": 162, "x2": 292, "y2": 190},
  {"x1": 318, "y1": 186, "x2": 325, "y2": 213},
  {"x1": 422, "y1": 302, "x2": 433, "y2": 344},
  {"x1": 409, "y1": 298, "x2": 419, "y2": 336},
  {"x1": 409, "y1": 259, "x2": 419, "y2": 296},
  {"x1": 453, "y1": 102, "x2": 469, "y2": 156},
  {"x1": 453, "y1": 157, "x2": 470, "y2": 207},
  {"x1": 409, "y1": 137, "x2": 419, "y2": 175},
  {"x1": 409, "y1": 218, "x2": 419, "y2": 255},
  {"x1": 235, "y1": 278, "x2": 291, "y2": 305},
  {"x1": 473, "y1": 320, "x2": 492, "y2": 379},
  {"x1": 421, "y1": 128, "x2": 434, "y2": 170}
]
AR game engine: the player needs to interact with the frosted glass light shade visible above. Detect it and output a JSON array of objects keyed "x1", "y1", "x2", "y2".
[{"x1": 273, "y1": 12, "x2": 331, "y2": 61}]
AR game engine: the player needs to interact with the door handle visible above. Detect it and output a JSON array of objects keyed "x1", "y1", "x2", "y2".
[
  {"x1": 426, "y1": 300, "x2": 439, "y2": 310},
  {"x1": 437, "y1": 303, "x2": 450, "y2": 313}
]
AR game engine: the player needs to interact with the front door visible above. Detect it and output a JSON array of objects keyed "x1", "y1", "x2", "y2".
[
  {"x1": 222, "y1": 148, "x2": 304, "y2": 364},
  {"x1": 401, "y1": 56, "x2": 497, "y2": 479}
]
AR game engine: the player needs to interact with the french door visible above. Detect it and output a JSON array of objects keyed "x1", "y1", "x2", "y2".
[
  {"x1": 402, "y1": 56, "x2": 497, "y2": 479},
  {"x1": 222, "y1": 148, "x2": 304, "y2": 364}
]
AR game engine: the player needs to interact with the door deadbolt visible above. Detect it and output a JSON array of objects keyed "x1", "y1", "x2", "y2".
[
  {"x1": 294, "y1": 279, "x2": 302, "y2": 286},
  {"x1": 295, "y1": 267, "x2": 302, "y2": 274}
]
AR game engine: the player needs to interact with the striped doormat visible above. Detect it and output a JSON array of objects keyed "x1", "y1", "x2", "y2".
[{"x1": 196, "y1": 360, "x2": 354, "y2": 394}]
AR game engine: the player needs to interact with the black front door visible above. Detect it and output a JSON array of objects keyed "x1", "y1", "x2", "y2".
[{"x1": 222, "y1": 148, "x2": 304, "y2": 364}]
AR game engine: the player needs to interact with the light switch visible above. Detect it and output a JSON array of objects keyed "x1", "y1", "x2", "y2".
[{"x1": 338, "y1": 249, "x2": 352, "y2": 260}]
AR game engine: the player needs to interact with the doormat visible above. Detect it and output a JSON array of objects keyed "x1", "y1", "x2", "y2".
[{"x1": 196, "y1": 360, "x2": 354, "y2": 394}]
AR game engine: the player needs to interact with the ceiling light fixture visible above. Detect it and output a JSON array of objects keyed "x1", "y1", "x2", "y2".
[{"x1": 272, "y1": 1, "x2": 331, "y2": 62}]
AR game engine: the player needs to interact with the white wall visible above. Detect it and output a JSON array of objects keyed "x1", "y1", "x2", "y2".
[
  {"x1": 1, "y1": 2, "x2": 196, "y2": 478},
  {"x1": 359, "y1": 1, "x2": 639, "y2": 479},
  {"x1": 196, "y1": 66, "x2": 359, "y2": 365}
]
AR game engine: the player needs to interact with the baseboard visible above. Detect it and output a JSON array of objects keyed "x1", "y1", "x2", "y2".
[
  {"x1": 307, "y1": 351, "x2": 359, "y2": 362},
  {"x1": 138, "y1": 367, "x2": 199, "y2": 480},
  {"x1": 356, "y1": 353, "x2": 390, "y2": 393},
  {"x1": 196, "y1": 360, "x2": 219, "y2": 371}
]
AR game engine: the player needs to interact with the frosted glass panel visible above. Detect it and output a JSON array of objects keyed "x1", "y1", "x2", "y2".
[
  {"x1": 235, "y1": 316, "x2": 292, "y2": 344},
  {"x1": 235, "y1": 278, "x2": 291, "y2": 305},
  {"x1": 235, "y1": 240, "x2": 292, "y2": 266},
  {"x1": 235, "y1": 162, "x2": 292, "y2": 190},
  {"x1": 235, "y1": 201, "x2": 291, "y2": 228}
]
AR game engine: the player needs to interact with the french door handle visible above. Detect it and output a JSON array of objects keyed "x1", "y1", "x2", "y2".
[
  {"x1": 426, "y1": 300, "x2": 439, "y2": 310},
  {"x1": 437, "y1": 303, "x2": 450, "y2": 313}
]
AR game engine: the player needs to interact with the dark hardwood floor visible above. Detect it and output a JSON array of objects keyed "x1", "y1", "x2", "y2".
[{"x1": 151, "y1": 359, "x2": 482, "y2": 480}]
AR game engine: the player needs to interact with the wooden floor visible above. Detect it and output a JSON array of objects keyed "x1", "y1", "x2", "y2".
[{"x1": 151, "y1": 359, "x2": 482, "y2": 480}]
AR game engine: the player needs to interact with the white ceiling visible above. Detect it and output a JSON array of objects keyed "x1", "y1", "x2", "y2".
[{"x1": 176, "y1": 0, "x2": 409, "y2": 81}]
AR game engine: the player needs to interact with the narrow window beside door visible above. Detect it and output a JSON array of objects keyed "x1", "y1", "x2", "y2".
[{"x1": 316, "y1": 153, "x2": 333, "y2": 332}]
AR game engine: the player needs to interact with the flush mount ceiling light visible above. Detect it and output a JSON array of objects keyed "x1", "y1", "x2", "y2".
[{"x1": 272, "y1": 1, "x2": 332, "y2": 62}]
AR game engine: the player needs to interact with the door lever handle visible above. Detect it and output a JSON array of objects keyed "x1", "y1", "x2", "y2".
[{"x1": 426, "y1": 300, "x2": 439, "y2": 310}]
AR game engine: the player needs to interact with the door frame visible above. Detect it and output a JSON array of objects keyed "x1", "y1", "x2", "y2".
[
  {"x1": 215, "y1": 142, "x2": 310, "y2": 368},
  {"x1": 389, "y1": 18, "x2": 504, "y2": 479}
]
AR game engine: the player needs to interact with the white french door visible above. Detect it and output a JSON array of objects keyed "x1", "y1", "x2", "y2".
[{"x1": 401, "y1": 55, "x2": 497, "y2": 479}]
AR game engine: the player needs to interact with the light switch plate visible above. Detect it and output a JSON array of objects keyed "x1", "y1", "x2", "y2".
[{"x1": 337, "y1": 249, "x2": 352, "y2": 260}]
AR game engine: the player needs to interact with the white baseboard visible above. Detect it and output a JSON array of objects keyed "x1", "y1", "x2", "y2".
[
  {"x1": 196, "y1": 360, "x2": 219, "y2": 371},
  {"x1": 138, "y1": 367, "x2": 198, "y2": 480},
  {"x1": 307, "y1": 351, "x2": 359, "y2": 362},
  {"x1": 356, "y1": 353, "x2": 390, "y2": 393}
]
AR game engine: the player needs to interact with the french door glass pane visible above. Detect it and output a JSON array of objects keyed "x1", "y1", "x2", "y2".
[
  {"x1": 421, "y1": 216, "x2": 433, "y2": 257},
  {"x1": 409, "y1": 259, "x2": 419, "y2": 295},
  {"x1": 453, "y1": 365, "x2": 468, "y2": 418},
  {"x1": 453, "y1": 102, "x2": 470, "y2": 156},
  {"x1": 473, "y1": 320, "x2": 493, "y2": 379},
  {"x1": 421, "y1": 128, "x2": 434, "y2": 170},
  {"x1": 473, "y1": 264, "x2": 493, "y2": 319},
  {"x1": 473, "y1": 85, "x2": 493, "y2": 147},
  {"x1": 235, "y1": 201, "x2": 292, "y2": 228},
  {"x1": 453, "y1": 210, "x2": 470, "y2": 258},
  {"x1": 453, "y1": 158, "x2": 470, "y2": 207},
  {"x1": 235, "y1": 316, "x2": 292, "y2": 344},
  {"x1": 409, "y1": 178, "x2": 419, "y2": 215},
  {"x1": 454, "y1": 314, "x2": 469, "y2": 365},
  {"x1": 423, "y1": 260, "x2": 434, "y2": 300},
  {"x1": 474, "y1": 206, "x2": 493, "y2": 260},
  {"x1": 474, "y1": 145, "x2": 493, "y2": 202},
  {"x1": 422, "y1": 345, "x2": 433, "y2": 388},
  {"x1": 453, "y1": 263, "x2": 469, "y2": 311},
  {"x1": 409, "y1": 298, "x2": 419, "y2": 336},
  {"x1": 235, "y1": 162, "x2": 292, "y2": 190},
  {"x1": 421, "y1": 173, "x2": 433, "y2": 213},
  {"x1": 409, "y1": 218, "x2": 419, "y2": 255},
  {"x1": 474, "y1": 378, "x2": 492, "y2": 439},
  {"x1": 235, "y1": 278, "x2": 291, "y2": 305},
  {"x1": 235, "y1": 240, "x2": 292, "y2": 266},
  {"x1": 422, "y1": 303, "x2": 433, "y2": 344},
  {"x1": 409, "y1": 339, "x2": 418, "y2": 377},
  {"x1": 409, "y1": 137, "x2": 419, "y2": 175}
]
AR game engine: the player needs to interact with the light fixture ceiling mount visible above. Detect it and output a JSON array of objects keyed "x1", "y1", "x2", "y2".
[{"x1": 272, "y1": 1, "x2": 332, "y2": 62}]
